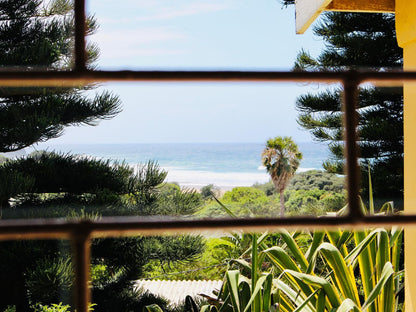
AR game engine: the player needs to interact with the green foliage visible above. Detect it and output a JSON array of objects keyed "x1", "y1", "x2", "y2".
[
  {"x1": 155, "y1": 183, "x2": 203, "y2": 216},
  {"x1": 91, "y1": 264, "x2": 112, "y2": 287},
  {"x1": 93, "y1": 280, "x2": 171, "y2": 312},
  {"x1": 222, "y1": 187, "x2": 270, "y2": 214},
  {"x1": 0, "y1": 239, "x2": 70, "y2": 312},
  {"x1": 200, "y1": 184, "x2": 220, "y2": 199},
  {"x1": 91, "y1": 234, "x2": 205, "y2": 311},
  {"x1": 293, "y1": 12, "x2": 403, "y2": 198},
  {"x1": 29, "y1": 302, "x2": 96, "y2": 312},
  {"x1": 0, "y1": 155, "x2": 9, "y2": 165},
  {"x1": 251, "y1": 182, "x2": 275, "y2": 196},
  {"x1": 249, "y1": 171, "x2": 347, "y2": 216},
  {"x1": 253, "y1": 170, "x2": 345, "y2": 197},
  {"x1": 2, "y1": 152, "x2": 154, "y2": 195},
  {"x1": 0, "y1": 0, "x2": 121, "y2": 153},
  {"x1": 0, "y1": 167, "x2": 34, "y2": 208},
  {"x1": 284, "y1": 189, "x2": 347, "y2": 216},
  {"x1": 262, "y1": 137, "x2": 302, "y2": 216},
  {"x1": 143, "y1": 235, "x2": 244, "y2": 281},
  {"x1": 156, "y1": 236, "x2": 205, "y2": 266},
  {"x1": 198, "y1": 227, "x2": 403, "y2": 312},
  {"x1": 200, "y1": 174, "x2": 346, "y2": 218},
  {"x1": 261, "y1": 137, "x2": 302, "y2": 193},
  {"x1": 197, "y1": 187, "x2": 277, "y2": 218},
  {"x1": 268, "y1": 227, "x2": 403, "y2": 311},
  {"x1": 31, "y1": 303, "x2": 71, "y2": 312},
  {"x1": 0, "y1": 154, "x2": 206, "y2": 312},
  {"x1": 25, "y1": 258, "x2": 72, "y2": 305},
  {"x1": 0, "y1": 2, "x2": 205, "y2": 312},
  {"x1": 195, "y1": 195, "x2": 404, "y2": 312},
  {"x1": 287, "y1": 170, "x2": 345, "y2": 192},
  {"x1": 0, "y1": 153, "x2": 169, "y2": 217}
]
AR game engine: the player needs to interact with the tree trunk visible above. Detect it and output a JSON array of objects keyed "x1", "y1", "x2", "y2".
[{"x1": 279, "y1": 189, "x2": 285, "y2": 217}]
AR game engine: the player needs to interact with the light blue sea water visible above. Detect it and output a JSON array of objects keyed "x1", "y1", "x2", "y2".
[{"x1": 28, "y1": 142, "x2": 330, "y2": 188}]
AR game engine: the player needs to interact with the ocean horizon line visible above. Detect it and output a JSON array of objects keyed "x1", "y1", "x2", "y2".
[
  {"x1": 3, "y1": 142, "x2": 328, "y2": 188},
  {"x1": 35, "y1": 141, "x2": 323, "y2": 146}
]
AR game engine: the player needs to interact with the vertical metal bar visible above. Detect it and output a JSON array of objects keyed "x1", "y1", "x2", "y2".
[
  {"x1": 343, "y1": 72, "x2": 363, "y2": 219},
  {"x1": 71, "y1": 230, "x2": 91, "y2": 312},
  {"x1": 74, "y1": 0, "x2": 87, "y2": 71}
]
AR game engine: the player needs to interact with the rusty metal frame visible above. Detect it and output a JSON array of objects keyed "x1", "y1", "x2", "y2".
[{"x1": 0, "y1": 0, "x2": 411, "y2": 311}]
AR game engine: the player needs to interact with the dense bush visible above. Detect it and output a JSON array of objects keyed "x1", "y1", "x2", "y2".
[
  {"x1": 288, "y1": 170, "x2": 345, "y2": 192},
  {"x1": 25, "y1": 258, "x2": 72, "y2": 305},
  {"x1": 0, "y1": 153, "x2": 207, "y2": 312},
  {"x1": 154, "y1": 183, "x2": 203, "y2": 216},
  {"x1": 1, "y1": 152, "x2": 165, "y2": 197},
  {"x1": 200, "y1": 184, "x2": 220, "y2": 199},
  {"x1": 199, "y1": 170, "x2": 347, "y2": 218},
  {"x1": 284, "y1": 189, "x2": 347, "y2": 215},
  {"x1": 197, "y1": 187, "x2": 277, "y2": 217}
]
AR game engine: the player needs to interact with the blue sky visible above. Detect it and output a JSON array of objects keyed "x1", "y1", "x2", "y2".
[{"x1": 42, "y1": 0, "x2": 329, "y2": 145}]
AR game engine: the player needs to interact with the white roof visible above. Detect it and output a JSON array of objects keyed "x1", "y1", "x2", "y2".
[{"x1": 134, "y1": 280, "x2": 223, "y2": 305}]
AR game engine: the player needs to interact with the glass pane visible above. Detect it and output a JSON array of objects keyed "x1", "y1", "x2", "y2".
[
  {"x1": 0, "y1": 0, "x2": 75, "y2": 71},
  {"x1": 90, "y1": 228, "x2": 404, "y2": 310},
  {"x1": 86, "y1": 0, "x2": 324, "y2": 70},
  {"x1": 0, "y1": 81, "x2": 350, "y2": 219},
  {"x1": 357, "y1": 85, "x2": 403, "y2": 214}
]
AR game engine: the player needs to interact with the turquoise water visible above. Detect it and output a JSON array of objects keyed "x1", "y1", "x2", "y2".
[{"x1": 30, "y1": 142, "x2": 330, "y2": 188}]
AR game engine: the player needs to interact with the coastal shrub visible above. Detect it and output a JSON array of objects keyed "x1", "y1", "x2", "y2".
[
  {"x1": 154, "y1": 184, "x2": 202, "y2": 216},
  {"x1": 288, "y1": 170, "x2": 345, "y2": 192},
  {"x1": 253, "y1": 170, "x2": 345, "y2": 197},
  {"x1": 222, "y1": 187, "x2": 268, "y2": 204},
  {"x1": 221, "y1": 187, "x2": 275, "y2": 216},
  {"x1": 252, "y1": 181, "x2": 275, "y2": 196},
  {"x1": 200, "y1": 184, "x2": 220, "y2": 199},
  {"x1": 283, "y1": 189, "x2": 347, "y2": 216},
  {"x1": 198, "y1": 185, "x2": 346, "y2": 218},
  {"x1": 319, "y1": 191, "x2": 347, "y2": 211}
]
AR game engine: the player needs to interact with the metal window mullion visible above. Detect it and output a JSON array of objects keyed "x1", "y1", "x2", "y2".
[
  {"x1": 73, "y1": 2, "x2": 89, "y2": 310},
  {"x1": 343, "y1": 74, "x2": 363, "y2": 221},
  {"x1": 71, "y1": 229, "x2": 91, "y2": 312},
  {"x1": 74, "y1": 0, "x2": 86, "y2": 71}
]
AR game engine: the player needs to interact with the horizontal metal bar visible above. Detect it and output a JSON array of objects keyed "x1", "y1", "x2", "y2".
[
  {"x1": 0, "y1": 69, "x2": 414, "y2": 86},
  {"x1": 0, "y1": 215, "x2": 411, "y2": 240}
]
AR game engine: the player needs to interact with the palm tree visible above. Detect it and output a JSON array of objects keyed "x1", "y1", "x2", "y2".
[{"x1": 261, "y1": 137, "x2": 302, "y2": 217}]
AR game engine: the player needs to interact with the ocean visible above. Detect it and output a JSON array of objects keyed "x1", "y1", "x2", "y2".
[{"x1": 28, "y1": 142, "x2": 330, "y2": 189}]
